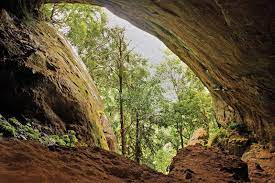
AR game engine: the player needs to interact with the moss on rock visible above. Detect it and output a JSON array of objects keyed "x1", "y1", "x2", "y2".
[
  {"x1": 0, "y1": 114, "x2": 81, "y2": 147},
  {"x1": 0, "y1": 10, "x2": 109, "y2": 149}
]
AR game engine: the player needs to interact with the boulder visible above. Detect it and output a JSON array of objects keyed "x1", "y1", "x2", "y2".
[{"x1": 186, "y1": 128, "x2": 208, "y2": 146}]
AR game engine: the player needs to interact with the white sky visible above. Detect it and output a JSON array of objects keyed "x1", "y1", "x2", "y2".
[{"x1": 104, "y1": 9, "x2": 167, "y2": 65}]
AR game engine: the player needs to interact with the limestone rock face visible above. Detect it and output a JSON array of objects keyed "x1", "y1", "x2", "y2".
[
  {"x1": 44, "y1": 0, "x2": 275, "y2": 145},
  {"x1": 0, "y1": 10, "x2": 109, "y2": 149},
  {"x1": 212, "y1": 95, "x2": 242, "y2": 127}
]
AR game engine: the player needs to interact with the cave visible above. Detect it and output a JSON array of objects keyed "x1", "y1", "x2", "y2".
[
  {"x1": 1, "y1": 0, "x2": 274, "y2": 146},
  {"x1": 0, "y1": 0, "x2": 274, "y2": 182}
]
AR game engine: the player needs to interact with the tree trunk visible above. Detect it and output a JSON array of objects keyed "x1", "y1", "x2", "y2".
[
  {"x1": 176, "y1": 121, "x2": 184, "y2": 149},
  {"x1": 119, "y1": 71, "x2": 126, "y2": 155},
  {"x1": 179, "y1": 125, "x2": 184, "y2": 149},
  {"x1": 135, "y1": 112, "x2": 141, "y2": 164},
  {"x1": 50, "y1": 3, "x2": 57, "y2": 23},
  {"x1": 118, "y1": 35, "x2": 126, "y2": 155}
]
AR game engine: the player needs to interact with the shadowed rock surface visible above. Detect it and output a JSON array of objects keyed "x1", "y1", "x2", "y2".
[{"x1": 242, "y1": 144, "x2": 275, "y2": 182}]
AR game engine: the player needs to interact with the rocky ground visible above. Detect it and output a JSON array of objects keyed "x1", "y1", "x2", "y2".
[
  {"x1": 1, "y1": 140, "x2": 273, "y2": 183},
  {"x1": 0, "y1": 140, "x2": 177, "y2": 183},
  {"x1": 242, "y1": 144, "x2": 275, "y2": 182},
  {"x1": 169, "y1": 145, "x2": 249, "y2": 182}
]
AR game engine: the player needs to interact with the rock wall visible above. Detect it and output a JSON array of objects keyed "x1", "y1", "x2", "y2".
[
  {"x1": 0, "y1": 9, "x2": 109, "y2": 149},
  {"x1": 212, "y1": 95, "x2": 242, "y2": 127},
  {"x1": 186, "y1": 128, "x2": 208, "y2": 146}
]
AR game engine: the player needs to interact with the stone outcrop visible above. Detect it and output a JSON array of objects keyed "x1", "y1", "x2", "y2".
[
  {"x1": 0, "y1": 10, "x2": 109, "y2": 149},
  {"x1": 212, "y1": 95, "x2": 242, "y2": 127},
  {"x1": 100, "y1": 114, "x2": 117, "y2": 152}
]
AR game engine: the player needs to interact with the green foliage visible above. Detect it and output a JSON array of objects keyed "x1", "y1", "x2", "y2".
[
  {"x1": 0, "y1": 118, "x2": 17, "y2": 137},
  {"x1": 155, "y1": 50, "x2": 215, "y2": 149},
  {"x1": 153, "y1": 145, "x2": 176, "y2": 174},
  {"x1": 44, "y1": 135, "x2": 66, "y2": 146},
  {"x1": 42, "y1": 4, "x2": 217, "y2": 173},
  {"x1": 68, "y1": 130, "x2": 78, "y2": 147},
  {"x1": 207, "y1": 127, "x2": 228, "y2": 147},
  {"x1": 8, "y1": 117, "x2": 22, "y2": 126},
  {"x1": 0, "y1": 114, "x2": 78, "y2": 147}
]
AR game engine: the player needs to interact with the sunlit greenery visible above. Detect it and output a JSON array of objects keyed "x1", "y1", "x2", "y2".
[{"x1": 42, "y1": 4, "x2": 217, "y2": 173}]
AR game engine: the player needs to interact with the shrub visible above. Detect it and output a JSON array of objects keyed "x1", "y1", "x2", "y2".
[
  {"x1": 0, "y1": 114, "x2": 79, "y2": 148},
  {"x1": 207, "y1": 128, "x2": 228, "y2": 147},
  {"x1": 49, "y1": 135, "x2": 67, "y2": 146},
  {"x1": 0, "y1": 118, "x2": 17, "y2": 137}
]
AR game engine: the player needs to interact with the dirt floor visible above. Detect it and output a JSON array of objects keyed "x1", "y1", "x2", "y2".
[
  {"x1": 0, "y1": 140, "x2": 274, "y2": 183},
  {"x1": 0, "y1": 140, "x2": 178, "y2": 183},
  {"x1": 169, "y1": 145, "x2": 249, "y2": 182}
]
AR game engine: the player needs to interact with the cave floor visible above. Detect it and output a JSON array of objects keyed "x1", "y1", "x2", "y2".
[{"x1": 0, "y1": 140, "x2": 273, "y2": 183}]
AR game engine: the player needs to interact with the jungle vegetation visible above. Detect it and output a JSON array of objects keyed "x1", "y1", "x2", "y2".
[{"x1": 42, "y1": 4, "x2": 217, "y2": 173}]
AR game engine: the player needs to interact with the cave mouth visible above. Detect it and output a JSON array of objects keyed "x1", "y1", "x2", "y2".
[
  {"x1": 2, "y1": 0, "x2": 274, "y2": 148},
  {"x1": 40, "y1": 3, "x2": 220, "y2": 173},
  {"x1": 0, "y1": 0, "x2": 274, "y2": 181}
]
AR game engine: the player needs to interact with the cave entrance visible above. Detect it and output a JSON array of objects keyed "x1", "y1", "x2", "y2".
[
  {"x1": 0, "y1": 1, "x2": 274, "y2": 181},
  {"x1": 42, "y1": 3, "x2": 219, "y2": 173},
  {"x1": 1, "y1": 0, "x2": 275, "y2": 152}
]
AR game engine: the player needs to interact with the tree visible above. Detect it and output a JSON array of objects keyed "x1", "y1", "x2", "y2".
[
  {"x1": 43, "y1": 4, "x2": 216, "y2": 172},
  {"x1": 156, "y1": 50, "x2": 214, "y2": 149},
  {"x1": 108, "y1": 28, "x2": 133, "y2": 155},
  {"x1": 44, "y1": 4, "x2": 132, "y2": 155}
]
